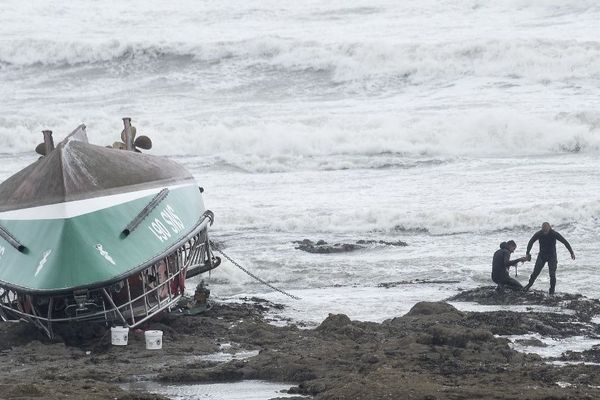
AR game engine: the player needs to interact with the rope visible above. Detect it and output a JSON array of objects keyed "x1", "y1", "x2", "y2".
[{"x1": 210, "y1": 241, "x2": 301, "y2": 300}]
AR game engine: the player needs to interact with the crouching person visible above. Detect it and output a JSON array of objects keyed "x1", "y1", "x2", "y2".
[{"x1": 492, "y1": 240, "x2": 527, "y2": 292}]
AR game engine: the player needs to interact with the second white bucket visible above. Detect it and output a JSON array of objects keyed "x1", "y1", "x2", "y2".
[
  {"x1": 144, "y1": 330, "x2": 163, "y2": 350},
  {"x1": 111, "y1": 326, "x2": 129, "y2": 346}
]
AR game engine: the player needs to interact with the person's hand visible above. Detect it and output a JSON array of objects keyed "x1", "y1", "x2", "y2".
[
  {"x1": 525, "y1": 253, "x2": 532, "y2": 262},
  {"x1": 571, "y1": 253, "x2": 576, "y2": 260}
]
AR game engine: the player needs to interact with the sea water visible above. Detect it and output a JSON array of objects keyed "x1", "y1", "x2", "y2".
[{"x1": 2, "y1": 0, "x2": 600, "y2": 377}]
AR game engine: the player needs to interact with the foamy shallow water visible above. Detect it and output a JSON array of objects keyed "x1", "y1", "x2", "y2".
[
  {"x1": 448, "y1": 302, "x2": 575, "y2": 315},
  {"x1": 221, "y1": 284, "x2": 458, "y2": 326},
  {"x1": 124, "y1": 380, "x2": 304, "y2": 400},
  {"x1": 503, "y1": 333, "x2": 600, "y2": 359},
  {"x1": 195, "y1": 349, "x2": 260, "y2": 363}
]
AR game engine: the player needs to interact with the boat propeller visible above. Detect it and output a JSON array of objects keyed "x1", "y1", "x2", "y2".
[
  {"x1": 34, "y1": 130, "x2": 55, "y2": 156},
  {"x1": 111, "y1": 118, "x2": 153, "y2": 152}
]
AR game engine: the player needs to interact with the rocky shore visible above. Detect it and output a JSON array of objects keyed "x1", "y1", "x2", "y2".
[{"x1": 2, "y1": 288, "x2": 600, "y2": 399}]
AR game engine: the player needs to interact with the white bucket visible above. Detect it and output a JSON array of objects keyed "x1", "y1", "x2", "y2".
[
  {"x1": 110, "y1": 326, "x2": 129, "y2": 346},
  {"x1": 144, "y1": 330, "x2": 163, "y2": 350}
]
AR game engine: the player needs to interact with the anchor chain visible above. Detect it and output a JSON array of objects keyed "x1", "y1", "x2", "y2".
[{"x1": 210, "y1": 241, "x2": 301, "y2": 300}]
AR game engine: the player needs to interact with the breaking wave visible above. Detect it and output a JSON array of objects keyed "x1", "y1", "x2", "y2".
[
  {"x1": 2, "y1": 1, "x2": 600, "y2": 170},
  {"x1": 216, "y1": 199, "x2": 600, "y2": 236},
  {"x1": 1, "y1": 108, "x2": 599, "y2": 171},
  {"x1": 2, "y1": 37, "x2": 600, "y2": 84}
]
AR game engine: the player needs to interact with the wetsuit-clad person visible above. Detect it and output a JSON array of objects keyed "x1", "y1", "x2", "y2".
[
  {"x1": 523, "y1": 222, "x2": 575, "y2": 295},
  {"x1": 492, "y1": 240, "x2": 527, "y2": 291}
]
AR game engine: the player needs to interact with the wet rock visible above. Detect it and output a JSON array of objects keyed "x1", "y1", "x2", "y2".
[
  {"x1": 270, "y1": 397, "x2": 307, "y2": 400},
  {"x1": 449, "y1": 286, "x2": 600, "y2": 320},
  {"x1": 3, "y1": 292, "x2": 600, "y2": 399},
  {"x1": 562, "y1": 345, "x2": 600, "y2": 363},
  {"x1": 293, "y1": 239, "x2": 363, "y2": 253},
  {"x1": 360, "y1": 353, "x2": 379, "y2": 364},
  {"x1": 378, "y1": 279, "x2": 460, "y2": 288},
  {"x1": 356, "y1": 239, "x2": 408, "y2": 247},
  {"x1": 317, "y1": 313, "x2": 352, "y2": 331},
  {"x1": 515, "y1": 338, "x2": 548, "y2": 347},
  {"x1": 293, "y1": 238, "x2": 408, "y2": 254},
  {"x1": 424, "y1": 325, "x2": 494, "y2": 348},
  {"x1": 405, "y1": 301, "x2": 464, "y2": 317},
  {"x1": 0, "y1": 322, "x2": 48, "y2": 351},
  {"x1": 3, "y1": 384, "x2": 43, "y2": 397},
  {"x1": 448, "y1": 287, "x2": 600, "y2": 338}
]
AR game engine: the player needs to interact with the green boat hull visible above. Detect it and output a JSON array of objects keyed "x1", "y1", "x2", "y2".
[
  {"x1": 0, "y1": 123, "x2": 219, "y2": 337},
  {"x1": 0, "y1": 184, "x2": 206, "y2": 293}
]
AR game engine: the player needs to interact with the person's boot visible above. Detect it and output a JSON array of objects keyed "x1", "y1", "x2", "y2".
[{"x1": 523, "y1": 283, "x2": 532, "y2": 292}]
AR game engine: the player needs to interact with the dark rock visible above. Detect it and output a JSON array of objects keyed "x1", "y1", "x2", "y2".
[
  {"x1": 269, "y1": 397, "x2": 307, "y2": 400},
  {"x1": 378, "y1": 279, "x2": 460, "y2": 288},
  {"x1": 317, "y1": 314, "x2": 352, "y2": 332},
  {"x1": 448, "y1": 286, "x2": 600, "y2": 319},
  {"x1": 514, "y1": 338, "x2": 548, "y2": 347},
  {"x1": 293, "y1": 239, "x2": 363, "y2": 254},
  {"x1": 360, "y1": 353, "x2": 379, "y2": 364},
  {"x1": 4, "y1": 290, "x2": 600, "y2": 399},
  {"x1": 293, "y1": 238, "x2": 409, "y2": 254},
  {"x1": 356, "y1": 239, "x2": 408, "y2": 246},
  {"x1": 405, "y1": 301, "x2": 464, "y2": 317},
  {"x1": 425, "y1": 326, "x2": 494, "y2": 348}
]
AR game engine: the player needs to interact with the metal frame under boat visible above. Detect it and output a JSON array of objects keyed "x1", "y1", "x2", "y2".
[{"x1": 0, "y1": 214, "x2": 221, "y2": 338}]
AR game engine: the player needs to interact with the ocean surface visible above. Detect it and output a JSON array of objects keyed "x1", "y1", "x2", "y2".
[{"x1": 2, "y1": 0, "x2": 600, "y2": 333}]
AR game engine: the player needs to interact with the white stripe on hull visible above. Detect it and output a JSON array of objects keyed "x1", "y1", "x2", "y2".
[{"x1": 0, "y1": 183, "x2": 195, "y2": 220}]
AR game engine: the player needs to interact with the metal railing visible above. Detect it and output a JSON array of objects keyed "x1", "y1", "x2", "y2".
[{"x1": 0, "y1": 229, "x2": 219, "y2": 338}]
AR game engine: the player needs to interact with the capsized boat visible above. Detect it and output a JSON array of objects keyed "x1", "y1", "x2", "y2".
[{"x1": 0, "y1": 119, "x2": 220, "y2": 337}]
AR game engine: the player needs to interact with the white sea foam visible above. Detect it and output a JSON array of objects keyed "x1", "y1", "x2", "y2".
[
  {"x1": 155, "y1": 109, "x2": 599, "y2": 159},
  {"x1": 2, "y1": 38, "x2": 600, "y2": 84},
  {"x1": 504, "y1": 333, "x2": 600, "y2": 359},
  {"x1": 1, "y1": 0, "x2": 599, "y2": 161},
  {"x1": 222, "y1": 285, "x2": 458, "y2": 326},
  {"x1": 1, "y1": 109, "x2": 599, "y2": 163},
  {"x1": 202, "y1": 159, "x2": 600, "y2": 236},
  {"x1": 214, "y1": 200, "x2": 600, "y2": 236},
  {"x1": 123, "y1": 380, "x2": 300, "y2": 400}
]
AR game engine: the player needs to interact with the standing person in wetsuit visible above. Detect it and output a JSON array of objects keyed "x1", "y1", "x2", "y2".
[
  {"x1": 523, "y1": 222, "x2": 575, "y2": 295},
  {"x1": 492, "y1": 240, "x2": 527, "y2": 291}
]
